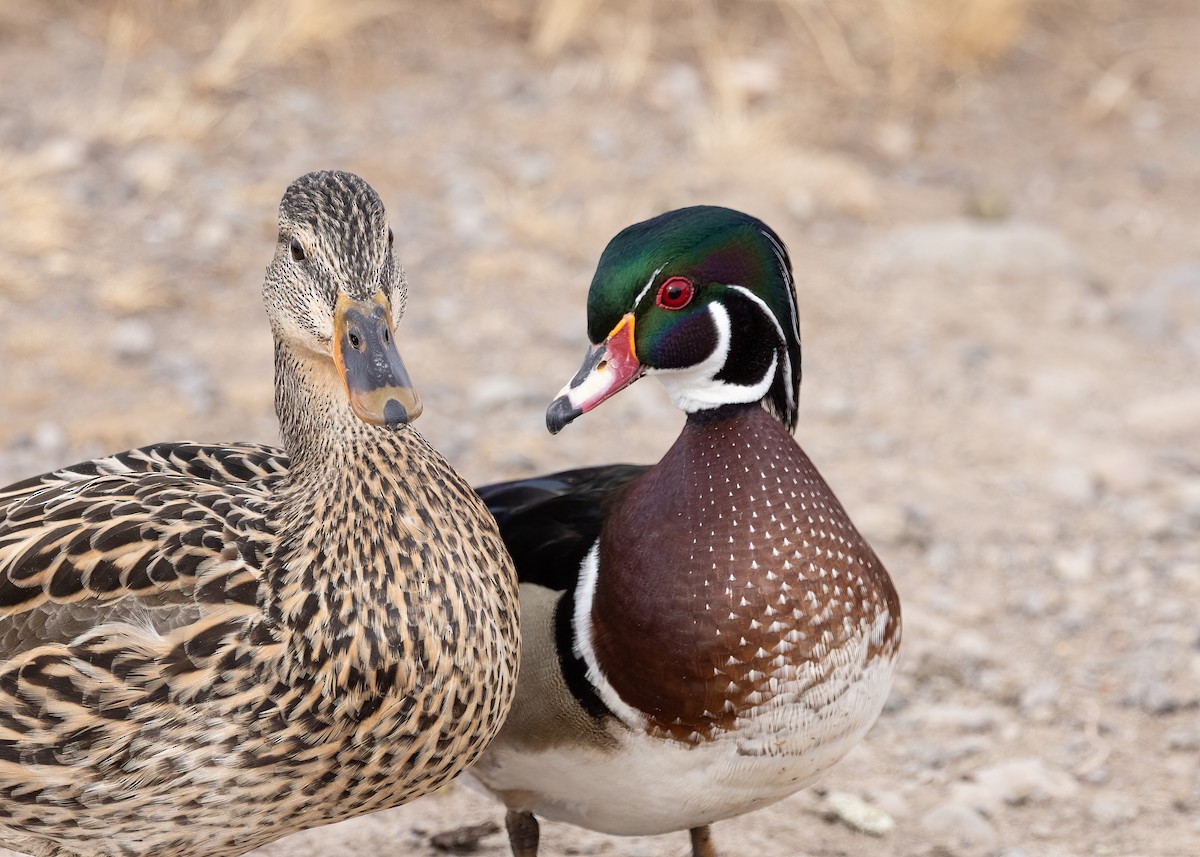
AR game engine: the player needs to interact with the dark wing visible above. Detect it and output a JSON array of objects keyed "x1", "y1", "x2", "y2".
[{"x1": 474, "y1": 464, "x2": 648, "y2": 592}]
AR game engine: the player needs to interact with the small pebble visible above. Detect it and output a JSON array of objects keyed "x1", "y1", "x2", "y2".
[
  {"x1": 953, "y1": 757, "x2": 1079, "y2": 814},
  {"x1": 111, "y1": 319, "x2": 157, "y2": 360},
  {"x1": 1046, "y1": 466, "x2": 1097, "y2": 504},
  {"x1": 1053, "y1": 546, "x2": 1096, "y2": 582},
  {"x1": 1088, "y1": 791, "x2": 1139, "y2": 826},
  {"x1": 1166, "y1": 726, "x2": 1200, "y2": 752},
  {"x1": 920, "y1": 802, "x2": 997, "y2": 850},
  {"x1": 823, "y1": 791, "x2": 894, "y2": 836},
  {"x1": 1126, "y1": 391, "x2": 1200, "y2": 442}
]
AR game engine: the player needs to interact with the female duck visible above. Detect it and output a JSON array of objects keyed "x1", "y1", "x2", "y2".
[
  {"x1": 469, "y1": 206, "x2": 900, "y2": 857},
  {"x1": 0, "y1": 171, "x2": 520, "y2": 857}
]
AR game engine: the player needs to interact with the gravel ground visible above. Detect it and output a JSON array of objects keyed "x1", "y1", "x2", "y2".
[{"x1": 0, "y1": 3, "x2": 1197, "y2": 856}]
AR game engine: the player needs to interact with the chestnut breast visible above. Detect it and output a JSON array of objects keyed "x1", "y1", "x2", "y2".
[{"x1": 588, "y1": 405, "x2": 900, "y2": 744}]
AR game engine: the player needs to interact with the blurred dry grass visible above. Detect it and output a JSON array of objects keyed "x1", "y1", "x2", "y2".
[
  {"x1": 0, "y1": 0, "x2": 1138, "y2": 329},
  {"x1": 516, "y1": 0, "x2": 1032, "y2": 96}
]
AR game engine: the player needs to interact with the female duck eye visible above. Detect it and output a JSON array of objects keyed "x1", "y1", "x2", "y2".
[
  {"x1": 655, "y1": 276, "x2": 695, "y2": 310},
  {"x1": 289, "y1": 237, "x2": 306, "y2": 262}
]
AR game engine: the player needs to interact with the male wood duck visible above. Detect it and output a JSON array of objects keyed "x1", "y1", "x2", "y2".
[
  {"x1": 0, "y1": 171, "x2": 520, "y2": 857},
  {"x1": 468, "y1": 206, "x2": 901, "y2": 857}
]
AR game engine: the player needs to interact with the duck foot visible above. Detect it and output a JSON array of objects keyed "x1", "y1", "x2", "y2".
[
  {"x1": 689, "y1": 825, "x2": 717, "y2": 857},
  {"x1": 505, "y1": 810, "x2": 540, "y2": 857}
]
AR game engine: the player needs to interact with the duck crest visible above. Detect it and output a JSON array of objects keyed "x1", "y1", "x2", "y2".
[{"x1": 586, "y1": 404, "x2": 900, "y2": 746}]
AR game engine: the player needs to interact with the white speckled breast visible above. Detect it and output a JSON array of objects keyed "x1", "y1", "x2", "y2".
[{"x1": 585, "y1": 404, "x2": 901, "y2": 747}]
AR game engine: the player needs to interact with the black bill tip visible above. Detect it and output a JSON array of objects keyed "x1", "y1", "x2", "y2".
[
  {"x1": 546, "y1": 395, "x2": 583, "y2": 435},
  {"x1": 382, "y1": 398, "x2": 410, "y2": 427}
]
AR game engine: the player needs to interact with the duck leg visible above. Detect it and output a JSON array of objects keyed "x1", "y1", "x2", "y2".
[
  {"x1": 505, "y1": 810, "x2": 540, "y2": 857},
  {"x1": 689, "y1": 825, "x2": 717, "y2": 857}
]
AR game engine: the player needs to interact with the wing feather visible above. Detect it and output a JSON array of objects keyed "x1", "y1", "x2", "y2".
[
  {"x1": 0, "y1": 454, "x2": 277, "y2": 656},
  {"x1": 474, "y1": 464, "x2": 648, "y2": 592}
]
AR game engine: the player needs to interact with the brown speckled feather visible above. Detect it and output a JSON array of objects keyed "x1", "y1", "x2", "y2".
[{"x1": 0, "y1": 172, "x2": 519, "y2": 857}]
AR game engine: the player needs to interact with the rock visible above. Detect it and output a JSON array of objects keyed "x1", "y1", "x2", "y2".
[
  {"x1": 32, "y1": 422, "x2": 66, "y2": 457},
  {"x1": 1121, "y1": 499, "x2": 1174, "y2": 540},
  {"x1": 919, "y1": 735, "x2": 991, "y2": 768},
  {"x1": 1088, "y1": 791, "x2": 1139, "y2": 826},
  {"x1": 1090, "y1": 445, "x2": 1154, "y2": 494},
  {"x1": 823, "y1": 791, "x2": 895, "y2": 836},
  {"x1": 1166, "y1": 726, "x2": 1200, "y2": 752},
  {"x1": 1019, "y1": 679, "x2": 1061, "y2": 715},
  {"x1": 953, "y1": 758, "x2": 1079, "y2": 814},
  {"x1": 429, "y1": 820, "x2": 501, "y2": 852},
  {"x1": 867, "y1": 219, "x2": 1084, "y2": 282},
  {"x1": 920, "y1": 802, "x2": 997, "y2": 850},
  {"x1": 1126, "y1": 391, "x2": 1200, "y2": 443},
  {"x1": 1119, "y1": 262, "x2": 1200, "y2": 355},
  {"x1": 110, "y1": 319, "x2": 156, "y2": 360},
  {"x1": 1045, "y1": 466, "x2": 1097, "y2": 505},
  {"x1": 1122, "y1": 658, "x2": 1199, "y2": 714},
  {"x1": 1053, "y1": 546, "x2": 1097, "y2": 582},
  {"x1": 870, "y1": 788, "x2": 912, "y2": 821},
  {"x1": 924, "y1": 704, "x2": 1006, "y2": 733}
]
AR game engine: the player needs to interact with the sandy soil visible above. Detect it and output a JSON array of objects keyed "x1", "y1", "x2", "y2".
[{"x1": 0, "y1": 2, "x2": 1197, "y2": 855}]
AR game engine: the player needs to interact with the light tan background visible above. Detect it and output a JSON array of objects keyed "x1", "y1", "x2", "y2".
[{"x1": 0, "y1": 2, "x2": 1196, "y2": 855}]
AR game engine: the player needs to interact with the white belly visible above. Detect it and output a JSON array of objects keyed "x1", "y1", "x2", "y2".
[{"x1": 469, "y1": 649, "x2": 897, "y2": 836}]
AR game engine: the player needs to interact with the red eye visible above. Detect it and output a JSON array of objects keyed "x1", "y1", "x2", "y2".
[{"x1": 655, "y1": 276, "x2": 695, "y2": 310}]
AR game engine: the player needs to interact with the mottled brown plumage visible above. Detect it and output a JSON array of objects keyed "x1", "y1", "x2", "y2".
[{"x1": 0, "y1": 171, "x2": 520, "y2": 857}]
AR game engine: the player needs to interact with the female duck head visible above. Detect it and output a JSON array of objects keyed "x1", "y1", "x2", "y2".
[
  {"x1": 262, "y1": 170, "x2": 421, "y2": 430},
  {"x1": 547, "y1": 206, "x2": 801, "y2": 434}
]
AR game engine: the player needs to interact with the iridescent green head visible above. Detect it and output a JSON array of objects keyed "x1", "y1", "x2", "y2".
[{"x1": 547, "y1": 206, "x2": 801, "y2": 433}]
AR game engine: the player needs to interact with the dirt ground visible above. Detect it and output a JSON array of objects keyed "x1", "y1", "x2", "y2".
[{"x1": 0, "y1": 2, "x2": 1197, "y2": 855}]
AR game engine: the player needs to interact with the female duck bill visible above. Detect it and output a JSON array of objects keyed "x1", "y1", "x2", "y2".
[{"x1": 333, "y1": 291, "x2": 422, "y2": 426}]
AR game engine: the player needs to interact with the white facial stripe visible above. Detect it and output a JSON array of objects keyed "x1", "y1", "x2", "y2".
[
  {"x1": 573, "y1": 542, "x2": 647, "y2": 727},
  {"x1": 652, "y1": 302, "x2": 778, "y2": 412},
  {"x1": 632, "y1": 264, "x2": 667, "y2": 311},
  {"x1": 727, "y1": 284, "x2": 794, "y2": 409}
]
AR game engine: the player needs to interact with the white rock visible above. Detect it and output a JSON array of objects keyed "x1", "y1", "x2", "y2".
[
  {"x1": 823, "y1": 791, "x2": 895, "y2": 836},
  {"x1": 1053, "y1": 546, "x2": 1097, "y2": 582},
  {"x1": 111, "y1": 320, "x2": 157, "y2": 360}
]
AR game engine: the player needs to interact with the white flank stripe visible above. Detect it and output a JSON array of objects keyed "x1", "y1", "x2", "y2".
[{"x1": 572, "y1": 542, "x2": 647, "y2": 727}]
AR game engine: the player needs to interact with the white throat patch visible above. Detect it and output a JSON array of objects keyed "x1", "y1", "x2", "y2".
[{"x1": 653, "y1": 301, "x2": 779, "y2": 413}]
